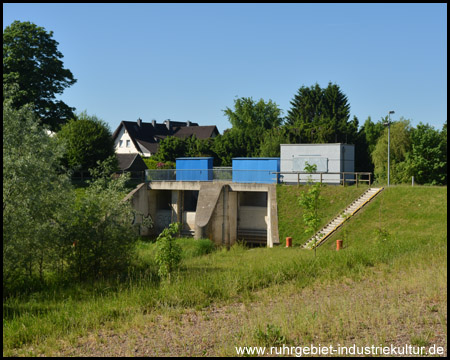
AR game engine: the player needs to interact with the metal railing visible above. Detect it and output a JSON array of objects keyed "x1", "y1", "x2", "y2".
[
  {"x1": 145, "y1": 168, "x2": 279, "y2": 183},
  {"x1": 145, "y1": 169, "x2": 372, "y2": 186},
  {"x1": 273, "y1": 171, "x2": 372, "y2": 186}
]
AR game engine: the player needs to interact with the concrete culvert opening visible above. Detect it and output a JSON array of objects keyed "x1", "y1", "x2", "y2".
[{"x1": 237, "y1": 191, "x2": 268, "y2": 246}]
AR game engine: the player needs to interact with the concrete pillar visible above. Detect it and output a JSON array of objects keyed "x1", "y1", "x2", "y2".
[
  {"x1": 148, "y1": 189, "x2": 158, "y2": 236},
  {"x1": 171, "y1": 190, "x2": 183, "y2": 224},
  {"x1": 228, "y1": 191, "x2": 238, "y2": 246}
]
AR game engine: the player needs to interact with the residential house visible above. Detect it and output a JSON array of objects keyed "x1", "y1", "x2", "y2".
[
  {"x1": 115, "y1": 153, "x2": 148, "y2": 179},
  {"x1": 112, "y1": 118, "x2": 219, "y2": 157}
]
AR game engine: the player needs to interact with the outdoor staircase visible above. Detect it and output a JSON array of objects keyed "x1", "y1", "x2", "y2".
[{"x1": 302, "y1": 187, "x2": 384, "y2": 250}]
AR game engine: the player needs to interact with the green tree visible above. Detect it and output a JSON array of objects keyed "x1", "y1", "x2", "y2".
[
  {"x1": 220, "y1": 97, "x2": 283, "y2": 161},
  {"x1": 3, "y1": 94, "x2": 74, "y2": 293},
  {"x1": 212, "y1": 129, "x2": 255, "y2": 166},
  {"x1": 153, "y1": 136, "x2": 187, "y2": 163},
  {"x1": 354, "y1": 116, "x2": 386, "y2": 172},
  {"x1": 259, "y1": 127, "x2": 291, "y2": 157},
  {"x1": 286, "y1": 82, "x2": 355, "y2": 144},
  {"x1": 3, "y1": 21, "x2": 77, "y2": 131},
  {"x1": 185, "y1": 136, "x2": 216, "y2": 158},
  {"x1": 298, "y1": 163, "x2": 323, "y2": 256},
  {"x1": 223, "y1": 97, "x2": 283, "y2": 131},
  {"x1": 371, "y1": 118, "x2": 412, "y2": 184},
  {"x1": 363, "y1": 116, "x2": 386, "y2": 154},
  {"x1": 405, "y1": 123, "x2": 447, "y2": 185},
  {"x1": 57, "y1": 112, "x2": 117, "y2": 174}
]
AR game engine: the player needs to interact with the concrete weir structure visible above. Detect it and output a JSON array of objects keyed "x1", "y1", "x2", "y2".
[
  {"x1": 128, "y1": 157, "x2": 281, "y2": 247},
  {"x1": 145, "y1": 180, "x2": 280, "y2": 247}
]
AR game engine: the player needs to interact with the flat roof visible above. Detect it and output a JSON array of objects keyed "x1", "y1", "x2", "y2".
[
  {"x1": 233, "y1": 157, "x2": 280, "y2": 160},
  {"x1": 280, "y1": 143, "x2": 354, "y2": 146},
  {"x1": 176, "y1": 157, "x2": 214, "y2": 160}
]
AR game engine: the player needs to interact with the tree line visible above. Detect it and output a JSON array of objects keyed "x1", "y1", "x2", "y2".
[
  {"x1": 2, "y1": 20, "x2": 447, "y2": 296},
  {"x1": 152, "y1": 94, "x2": 447, "y2": 186},
  {"x1": 3, "y1": 19, "x2": 447, "y2": 186}
]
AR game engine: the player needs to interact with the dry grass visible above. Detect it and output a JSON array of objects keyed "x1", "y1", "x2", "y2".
[{"x1": 18, "y1": 253, "x2": 445, "y2": 357}]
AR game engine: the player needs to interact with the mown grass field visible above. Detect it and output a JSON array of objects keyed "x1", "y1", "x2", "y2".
[{"x1": 3, "y1": 185, "x2": 447, "y2": 356}]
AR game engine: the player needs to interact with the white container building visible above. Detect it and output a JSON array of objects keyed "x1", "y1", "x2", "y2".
[{"x1": 280, "y1": 143, "x2": 355, "y2": 184}]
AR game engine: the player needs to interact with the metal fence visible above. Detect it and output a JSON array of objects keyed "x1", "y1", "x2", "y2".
[
  {"x1": 274, "y1": 171, "x2": 372, "y2": 186},
  {"x1": 145, "y1": 168, "x2": 278, "y2": 183},
  {"x1": 145, "y1": 168, "x2": 372, "y2": 186}
]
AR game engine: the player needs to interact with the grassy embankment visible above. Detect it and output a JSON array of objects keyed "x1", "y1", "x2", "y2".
[{"x1": 3, "y1": 185, "x2": 447, "y2": 356}]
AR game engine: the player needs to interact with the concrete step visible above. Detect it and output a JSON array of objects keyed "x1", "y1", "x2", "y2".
[{"x1": 302, "y1": 187, "x2": 384, "y2": 249}]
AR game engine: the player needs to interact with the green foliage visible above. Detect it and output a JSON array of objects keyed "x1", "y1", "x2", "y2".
[
  {"x1": 218, "y1": 97, "x2": 283, "y2": 163},
  {"x1": 152, "y1": 136, "x2": 187, "y2": 162},
  {"x1": 142, "y1": 157, "x2": 175, "y2": 170},
  {"x1": 185, "y1": 136, "x2": 216, "y2": 158},
  {"x1": 2, "y1": 186, "x2": 446, "y2": 355},
  {"x1": 354, "y1": 116, "x2": 386, "y2": 172},
  {"x1": 223, "y1": 97, "x2": 283, "y2": 131},
  {"x1": 3, "y1": 96, "x2": 74, "y2": 294},
  {"x1": 65, "y1": 166, "x2": 138, "y2": 281},
  {"x1": 259, "y1": 127, "x2": 291, "y2": 157},
  {"x1": 405, "y1": 122, "x2": 447, "y2": 185},
  {"x1": 370, "y1": 118, "x2": 446, "y2": 185},
  {"x1": 285, "y1": 82, "x2": 356, "y2": 144},
  {"x1": 298, "y1": 184, "x2": 323, "y2": 237},
  {"x1": 253, "y1": 324, "x2": 287, "y2": 346},
  {"x1": 3, "y1": 98, "x2": 140, "y2": 292},
  {"x1": 212, "y1": 129, "x2": 256, "y2": 166},
  {"x1": 57, "y1": 112, "x2": 117, "y2": 173},
  {"x1": 371, "y1": 118, "x2": 413, "y2": 184},
  {"x1": 298, "y1": 163, "x2": 323, "y2": 255},
  {"x1": 3, "y1": 21, "x2": 77, "y2": 131},
  {"x1": 303, "y1": 161, "x2": 318, "y2": 178},
  {"x1": 152, "y1": 135, "x2": 216, "y2": 164},
  {"x1": 155, "y1": 223, "x2": 183, "y2": 279}
]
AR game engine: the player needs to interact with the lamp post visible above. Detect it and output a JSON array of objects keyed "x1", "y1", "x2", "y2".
[{"x1": 385, "y1": 111, "x2": 395, "y2": 186}]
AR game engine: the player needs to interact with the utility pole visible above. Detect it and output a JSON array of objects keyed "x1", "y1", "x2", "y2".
[{"x1": 385, "y1": 111, "x2": 395, "y2": 186}]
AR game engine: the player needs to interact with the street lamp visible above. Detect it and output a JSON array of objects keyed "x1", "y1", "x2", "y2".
[{"x1": 384, "y1": 111, "x2": 395, "y2": 186}]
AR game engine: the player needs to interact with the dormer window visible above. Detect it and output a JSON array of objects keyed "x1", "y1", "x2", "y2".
[
  {"x1": 119, "y1": 140, "x2": 123, "y2": 147},
  {"x1": 126, "y1": 140, "x2": 131, "y2": 148}
]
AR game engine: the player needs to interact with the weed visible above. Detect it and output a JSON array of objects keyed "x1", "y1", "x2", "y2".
[{"x1": 253, "y1": 323, "x2": 287, "y2": 347}]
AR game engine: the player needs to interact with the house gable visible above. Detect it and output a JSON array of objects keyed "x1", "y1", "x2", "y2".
[
  {"x1": 112, "y1": 119, "x2": 220, "y2": 157},
  {"x1": 114, "y1": 123, "x2": 140, "y2": 154}
]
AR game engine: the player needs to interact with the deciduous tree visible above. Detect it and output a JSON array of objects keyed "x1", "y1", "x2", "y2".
[
  {"x1": 57, "y1": 112, "x2": 117, "y2": 173},
  {"x1": 3, "y1": 21, "x2": 77, "y2": 131}
]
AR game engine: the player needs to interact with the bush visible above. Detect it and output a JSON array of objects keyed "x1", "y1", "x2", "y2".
[
  {"x1": 64, "y1": 162, "x2": 139, "y2": 281},
  {"x1": 3, "y1": 97, "x2": 141, "y2": 293},
  {"x1": 142, "y1": 158, "x2": 175, "y2": 169},
  {"x1": 155, "y1": 223, "x2": 182, "y2": 279}
]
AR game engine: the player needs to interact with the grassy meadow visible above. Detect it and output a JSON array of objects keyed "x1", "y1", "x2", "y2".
[{"x1": 3, "y1": 185, "x2": 447, "y2": 356}]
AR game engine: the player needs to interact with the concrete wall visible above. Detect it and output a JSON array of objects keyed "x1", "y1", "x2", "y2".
[
  {"x1": 145, "y1": 181, "x2": 279, "y2": 247},
  {"x1": 122, "y1": 183, "x2": 150, "y2": 236}
]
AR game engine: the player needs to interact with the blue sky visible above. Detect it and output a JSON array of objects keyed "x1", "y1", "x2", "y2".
[{"x1": 3, "y1": 3, "x2": 447, "y2": 134}]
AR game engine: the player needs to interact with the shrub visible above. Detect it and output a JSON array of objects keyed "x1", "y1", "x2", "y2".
[
  {"x1": 64, "y1": 162, "x2": 139, "y2": 281},
  {"x1": 142, "y1": 157, "x2": 175, "y2": 169},
  {"x1": 155, "y1": 223, "x2": 182, "y2": 279}
]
